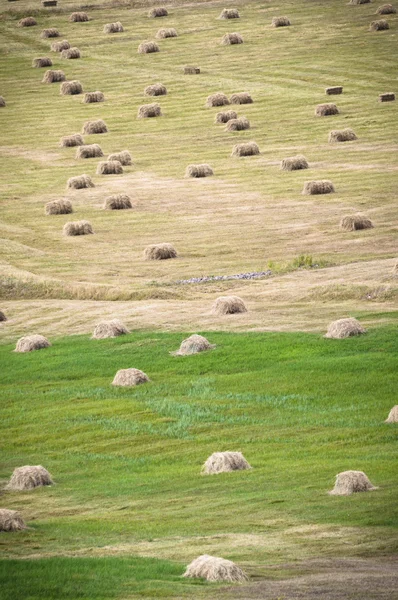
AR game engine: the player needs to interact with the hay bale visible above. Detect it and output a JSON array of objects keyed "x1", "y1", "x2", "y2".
[
  {"x1": 45, "y1": 199, "x2": 73, "y2": 215},
  {"x1": 60, "y1": 80, "x2": 83, "y2": 95},
  {"x1": 18, "y1": 17, "x2": 37, "y2": 27},
  {"x1": 61, "y1": 47, "x2": 81, "y2": 59},
  {"x1": 0, "y1": 310, "x2": 7, "y2": 322},
  {"x1": 41, "y1": 28, "x2": 60, "y2": 38},
  {"x1": 377, "y1": 4, "x2": 397, "y2": 13},
  {"x1": 15, "y1": 335, "x2": 51, "y2": 352},
  {"x1": 6, "y1": 466, "x2": 53, "y2": 491},
  {"x1": 213, "y1": 296, "x2": 247, "y2": 314},
  {"x1": 315, "y1": 103, "x2": 339, "y2": 116},
  {"x1": 104, "y1": 22, "x2": 124, "y2": 33},
  {"x1": 329, "y1": 471, "x2": 377, "y2": 495},
  {"x1": 385, "y1": 405, "x2": 398, "y2": 423},
  {"x1": 107, "y1": 151, "x2": 132, "y2": 165},
  {"x1": 76, "y1": 144, "x2": 103, "y2": 159},
  {"x1": 219, "y1": 8, "x2": 240, "y2": 19},
  {"x1": 302, "y1": 180, "x2": 335, "y2": 195},
  {"x1": 349, "y1": 0, "x2": 370, "y2": 3},
  {"x1": 272, "y1": 16, "x2": 291, "y2": 27},
  {"x1": 183, "y1": 65, "x2": 200, "y2": 74},
  {"x1": 137, "y1": 103, "x2": 162, "y2": 118},
  {"x1": 42, "y1": 70, "x2": 65, "y2": 84},
  {"x1": 340, "y1": 214, "x2": 374, "y2": 231},
  {"x1": 0, "y1": 96, "x2": 5, "y2": 107},
  {"x1": 172, "y1": 334, "x2": 215, "y2": 356},
  {"x1": 184, "y1": 555, "x2": 248, "y2": 583},
  {"x1": 112, "y1": 368, "x2": 149, "y2": 386},
  {"x1": 215, "y1": 110, "x2": 238, "y2": 123},
  {"x1": 145, "y1": 83, "x2": 167, "y2": 96},
  {"x1": 60, "y1": 133, "x2": 84, "y2": 147},
  {"x1": 328, "y1": 128, "x2": 357, "y2": 142},
  {"x1": 104, "y1": 194, "x2": 133, "y2": 210},
  {"x1": 82, "y1": 119, "x2": 108, "y2": 134},
  {"x1": 206, "y1": 93, "x2": 230, "y2": 107},
  {"x1": 370, "y1": 19, "x2": 390, "y2": 30},
  {"x1": 144, "y1": 243, "x2": 177, "y2": 260},
  {"x1": 326, "y1": 86, "x2": 343, "y2": 95},
  {"x1": 42, "y1": 0, "x2": 57, "y2": 6},
  {"x1": 156, "y1": 28, "x2": 177, "y2": 38},
  {"x1": 230, "y1": 92, "x2": 253, "y2": 104},
  {"x1": 67, "y1": 174, "x2": 94, "y2": 189},
  {"x1": 225, "y1": 117, "x2": 250, "y2": 131},
  {"x1": 0, "y1": 510, "x2": 26, "y2": 532},
  {"x1": 32, "y1": 57, "x2": 52, "y2": 68},
  {"x1": 51, "y1": 40, "x2": 70, "y2": 52},
  {"x1": 202, "y1": 451, "x2": 251, "y2": 474},
  {"x1": 185, "y1": 164, "x2": 213, "y2": 178},
  {"x1": 149, "y1": 7, "x2": 168, "y2": 17},
  {"x1": 379, "y1": 92, "x2": 395, "y2": 102},
  {"x1": 221, "y1": 32, "x2": 243, "y2": 45},
  {"x1": 69, "y1": 12, "x2": 89, "y2": 22},
  {"x1": 83, "y1": 91, "x2": 105, "y2": 103},
  {"x1": 324, "y1": 317, "x2": 366, "y2": 339},
  {"x1": 231, "y1": 141, "x2": 260, "y2": 157},
  {"x1": 92, "y1": 319, "x2": 129, "y2": 339},
  {"x1": 96, "y1": 160, "x2": 123, "y2": 175},
  {"x1": 138, "y1": 41, "x2": 159, "y2": 53},
  {"x1": 63, "y1": 220, "x2": 94, "y2": 236},
  {"x1": 281, "y1": 155, "x2": 309, "y2": 171}
]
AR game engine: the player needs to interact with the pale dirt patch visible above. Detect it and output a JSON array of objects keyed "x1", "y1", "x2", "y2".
[{"x1": 0, "y1": 146, "x2": 63, "y2": 164}]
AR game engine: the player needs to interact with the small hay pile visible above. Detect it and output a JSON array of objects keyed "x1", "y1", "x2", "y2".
[
  {"x1": 42, "y1": 70, "x2": 65, "y2": 83},
  {"x1": 326, "y1": 86, "x2": 343, "y2": 95},
  {"x1": 183, "y1": 65, "x2": 200, "y2": 74},
  {"x1": 60, "y1": 80, "x2": 83, "y2": 95},
  {"x1": 6, "y1": 466, "x2": 53, "y2": 491},
  {"x1": 112, "y1": 368, "x2": 149, "y2": 386},
  {"x1": 43, "y1": 1, "x2": 58, "y2": 6},
  {"x1": 0, "y1": 97, "x2": 5, "y2": 107},
  {"x1": 370, "y1": 19, "x2": 390, "y2": 30},
  {"x1": 272, "y1": 16, "x2": 291, "y2": 27},
  {"x1": 45, "y1": 199, "x2": 73, "y2": 215},
  {"x1": 230, "y1": 92, "x2": 253, "y2": 104},
  {"x1": 221, "y1": 32, "x2": 243, "y2": 44},
  {"x1": 138, "y1": 41, "x2": 159, "y2": 53},
  {"x1": 385, "y1": 405, "x2": 398, "y2": 423},
  {"x1": 61, "y1": 47, "x2": 81, "y2": 59},
  {"x1": 104, "y1": 22, "x2": 124, "y2": 33},
  {"x1": 329, "y1": 471, "x2": 377, "y2": 495},
  {"x1": 349, "y1": 0, "x2": 370, "y2": 4},
  {"x1": 0, "y1": 510, "x2": 26, "y2": 532},
  {"x1": 231, "y1": 141, "x2": 259, "y2": 157},
  {"x1": 281, "y1": 155, "x2": 309, "y2": 171},
  {"x1": 104, "y1": 194, "x2": 133, "y2": 210},
  {"x1": 41, "y1": 28, "x2": 60, "y2": 38},
  {"x1": 149, "y1": 7, "x2": 168, "y2": 17},
  {"x1": 156, "y1": 28, "x2": 177, "y2": 38},
  {"x1": 329, "y1": 128, "x2": 357, "y2": 142},
  {"x1": 82, "y1": 119, "x2": 108, "y2": 134},
  {"x1": 377, "y1": 4, "x2": 397, "y2": 13},
  {"x1": 206, "y1": 93, "x2": 230, "y2": 107},
  {"x1": 213, "y1": 296, "x2": 247, "y2": 314},
  {"x1": 145, "y1": 83, "x2": 167, "y2": 96},
  {"x1": 219, "y1": 8, "x2": 240, "y2": 19},
  {"x1": 63, "y1": 220, "x2": 94, "y2": 236},
  {"x1": 302, "y1": 180, "x2": 335, "y2": 195},
  {"x1": 76, "y1": 144, "x2": 103, "y2": 159},
  {"x1": 32, "y1": 57, "x2": 52, "y2": 68},
  {"x1": 379, "y1": 92, "x2": 395, "y2": 102},
  {"x1": 15, "y1": 335, "x2": 51, "y2": 352},
  {"x1": 67, "y1": 174, "x2": 94, "y2": 189},
  {"x1": 138, "y1": 103, "x2": 162, "y2": 118},
  {"x1": 215, "y1": 110, "x2": 238, "y2": 123},
  {"x1": 185, "y1": 164, "x2": 213, "y2": 178},
  {"x1": 324, "y1": 317, "x2": 366, "y2": 339},
  {"x1": 225, "y1": 117, "x2": 250, "y2": 131},
  {"x1": 315, "y1": 103, "x2": 339, "y2": 116},
  {"x1": 69, "y1": 12, "x2": 89, "y2": 22},
  {"x1": 92, "y1": 319, "x2": 129, "y2": 339},
  {"x1": 144, "y1": 243, "x2": 177, "y2": 260},
  {"x1": 107, "y1": 151, "x2": 132, "y2": 165},
  {"x1": 83, "y1": 91, "x2": 104, "y2": 103},
  {"x1": 96, "y1": 160, "x2": 123, "y2": 175},
  {"x1": 51, "y1": 40, "x2": 70, "y2": 52},
  {"x1": 18, "y1": 17, "x2": 37, "y2": 27},
  {"x1": 202, "y1": 451, "x2": 251, "y2": 474},
  {"x1": 0, "y1": 311, "x2": 7, "y2": 322},
  {"x1": 340, "y1": 214, "x2": 374, "y2": 231},
  {"x1": 184, "y1": 555, "x2": 248, "y2": 583},
  {"x1": 60, "y1": 133, "x2": 84, "y2": 147},
  {"x1": 172, "y1": 334, "x2": 215, "y2": 356}
]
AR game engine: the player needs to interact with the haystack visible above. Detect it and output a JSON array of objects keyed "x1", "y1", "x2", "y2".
[
  {"x1": 326, "y1": 86, "x2": 343, "y2": 95},
  {"x1": 376, "y1": 4, "x2": 397, "y2": 13},
  {"x1": 42, "y1": 70, "x2": 65, "y2": 83},
  {"x1": 107, "y1": 151, "x2": 132, "y2": 165},
  {"x1": 51, "y1": 40, "x2": 70, "y2": 52},
  {"x1": 349, "y1": 0, "x2": 370, "y2": 3},
  {"x1": 281, "y1": 155, "x2": 309, "y2": 171},
  {"x1": 184, "y1": 555, "x2": 248, "y2": 583},
  {"x1": 145, "y1": 83, "x2": 167, "y2": 96},
  {"x1": 43, "y1": 1, "x2": 57, "y2": 5},
  {"x1": 225, "y1": 117, "x2": 250, "y2": 131},
  {"x1": 0, "y1": 311, "x2": 7, "y2": 321},
  {"x1": 379, "y1": 92, "x2": 395, "y2": 102},
  {"x1": 212, "y1": 296, "x2": 247, "y2": 314},
  {"x1": 41, "y1": 28, "x2": 60, "y2": 38},
  {"x1": 315, "y1": 103, "x2": 339, "y2": 116},
  {"x1": 340, "y1": 214, "x2": 374, "y2": 231},
  {"x1": 221, "y1": 32, "x2": 243, "y2": 45},
  {"x1": 144, "y1": 243, "x2": 177, "y2": 260},
  {"x1": 156, "y1": 28, "x2": 177, "y2": 38},
  {"x1": 202, "y1": 451, "x2": 251, "y2": 474},
  {"x1": 172, "y1": 334, "x2": 215, "y2": 356},
  {"x1": 370, "y1": 19, "x2": 390, "y2": 30},
  {"x1": 112, "y1": 368, "x2": 149, "y2": 386},
  {"x1": 324, "y1": 317, "x2": 366, "y2": 339},
  {"x1": 183, "y1": 65, "x2": 200, "y2": 74},
  {"x1": 82, "y1": 119, "x2": 108, "y2": 134},
  {"x1": 329, "y1": 471, "x2": 377, "y2": 495},
  {"x1": 18, "y1": 17, "x2": 37, "y2": 27},
  {"x1": 149, "y1": 7, "x2": 168, "y2": 17},
  {"x1": 83, "y1": 91, "x2": 104, "y2": 103},
  {"x1": 0, "y1": 97, "x2": 5, "y2": 107},
  {"x1": 104, "y1": 194, "x2": 133, "y2": 210},
  {"x1": 185, "y1": 164, "x2": 213, "y2": 178},
  {"x1": 92, "y1": 319, "x2": 129, "y2": 339},
  {"x1": 66, "y1": 174, "x2": 94, "y2": 189},
  {"x1": 272, "y1": 16, "x2": 291, "y2": 27},
  {"x1": 206, "y1": 93, "x2": 230, "y2": 107},
  {"x1": 215, "y1": 110, "x2": 238, "y2": 123},
  {"x1": 15, "y1": 335, "x2": 51, "y2": 352},
  {"x1": 32, "y1": 57, "x2": 52, "y2": 68},
  {"x1": 328, "y1": 128, "x2": 357, "y2": 142},
  {"x1": 385, "y1": 405, "x2": 398, "y2": 423},
  {"x1": 96, "y1": 160, "x2": 123, "y2": 175},
  {"x1": 104, "y1": 22, "x2": 124, "y2": 33},
  {"x1": 0, "y1": 510, "x2": 26, "y2": 532},
  {"x1": 6, "y1": 466, "x2": 53, "y2": 491},
  {"x1": 138, "y1": 103, "x2": 162, "y2": 118},
  {"x1": 76, "y1": 144, "x2": 103, "y2": 159},
  {"x1": 45, "y1": 199, "x2": 73, "y2": 215},
  {"x1": 69, "y1": 12, "x2": 89, "y2": 22},
  {"x1": 60, "y1": 81, "x2": 83, "y2": 95},
  {"x1": 231, "y1": 141, "x2": 260, "y2": 157},
  {"x1": 138, "y1": 41, "x2": 159, "y2": 53},
  {"x1": 302, "y1": 180, "x2": 335, "y2": 195},
  {"x1": 61, "y1": 48, "x2": 81, "y2": 59},
  {"x1": 60, "y1": 133, "x2": 84, "y2": 147},
  {"x1": 219, "y1": 8, "x2": 240, "y2": 19},
  {"x1": 63, "y1": 220, "x2": 94, "y2": 236},
  {"x1": 230, "y1": 92, "x2": 253, "y2": 104}
]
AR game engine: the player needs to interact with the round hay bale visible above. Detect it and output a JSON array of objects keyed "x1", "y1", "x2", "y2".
[
  {"x1": 60, "y1": 133, "x2": 84, "y2": 147},
  {"x1": 370, "y1": 19, "x2": 390, "y2": 30},
  {"x1": 63, "y1": 220, "x2": 94, "y2": 236},
  {"x1": 225, "y1": 117, "x2": 250, "y2": 131},
  {"x1": 107, "y1": 151, "x2": 132, "y2": 166},
  {"x1": 215, "y1": 110, "x2": 238, "y2": 123},
  {"x1": 97, "y1": 160, "x2": 123, "y2": 175},
  {"x1": 144, "y1": 243, "x2": 177, "y2": 260},
  {"x1": 0, "y1": 509, "x2": 26, "y2": 532},
  {"x1": 281, "y1": 155, "x2": 309, "y2": 171},
  {"x1": 385, "y1": 405, "x2": 398, "y2": 423},
  {"x1": 206, "y1": 93, "x2": 230, "y2": 107},
  {"x1": 0, "y1": 96, "x2": 5, "y2": 107},
  {"x1": 83, "y1": 91, "x2": 104, "y2": 103},
  {"x1": 185, "y1": 164, "x2": 213, "y2": 178},
  {"x1": 104, "y1": 22, "x2": 124, "y2": 33},
  {"x1": 41, "y1": 28, "x2": 60, "y2": 39},
  {"x1": 212, "y1": 296, "x2": 247, "y2": 314},
  {"x1": 104, "y1": 194, "x2": 133, "y2": 210},
  {"x1": 172, "y1": 334, "x2": 215, "y2": 356},
  {"x1": 379, "y1": 92, "x2": 395, "y2": 102},
  {"x1": 137, "y1": 103, "x2": 162, "y2": 118},
  {"x1": 302, "y1": 180, "x2": 335, "y2": 195},
  {"x1": 6, "y1": 465, "x2": 53, "y2": 491},
  {"x1": 326, "y1": 86, "x2": 343, "y2": 95},
  {"x1": 149, "y1": 7, "x2": 168, "y2": 17},
  {"x1": 202, "y1": 451, "x2": 251, "y2": 475},
  {"x1": 112, "y1": 368, "x2": 149, "y2": 387},
  {"x1": 66, "y1": 174, "x2": 94, "y2": 189},
  {"x1": 92, "y1": 319, "x2": 129, "y2": 339},
  {"x1": 32, "y1": 57, "x2": 52, "y2": 68},
  {"x1": 328, "y1": 128, "x2": 357, "y2": 142},
  {"x1": 76, "y1": 144, "x2": 103, "y2": 159},
  {"x1": 145, "y1": 83, "x2": 167, "y2": 96},
  {"x1": 272, "y1": 16, "x2": 291, "y2": 27},
  {"x1": 61, "y1": 47, "x2": 81, "y2": 59},
  {"x1": 0, "y1": 310, "x2": 7, "y2": 322},
  {"x1": 329, "y1": 471, "x2": 377, "y2": 495},
  {"x1": 51, "y1": 40, "x2": 70, "y2": 52},
  {"x1": 60, "y1": 80, "x2": 83, "y2": 95},
  {"x1": 42, "y1": 70, "x2": 66, "y2": 84},
  {"x1": 221, "y1": 32, "x2": 243, "y2": 45},
  {"x1": 230, "y1": 92, "x2": 253, "y2": 105},
  {"x1": 219, "y1": 8, "x2": 240, "y2": 19},
  {"x1": 138, "y1": 41, "x2": 159, "y2": 54},
  {"x1": 376, "y1": 4, "x2": 397, "y2": 13},
  {"x1": 324, "y1": 317, "x2": 366, "y2": 339},
  {"x1": 183, "y1": 65, "x2": 200, "y2": 74},
  {"x1": 45, "y1": 199, "x2": 73, "y2": 215},
  {"x1": 69, "y1": 12, "x2": 89, "y2": 22},
  {"x1": 315, "y1": 103, "x2": 339, "y2": 116},
  {"x1": 184, "y1": 555, "x2": 248, "y2": 583},
  {"x1": 156, "y1": 28, "x2": 177, "y2": 38},
  {"x1": 15, "y1": 335, "x2": 51, "y2": 353},
  {"x1": 231, "y1": 141, "x2": 260, "y2": 157},
  {"x1": 340, "y1": 214, "x2": 374, "y2": 231},
  {"x1": 82, "y1": 119, "x2": 108, "y2": 134},
  {"x1": 18, "y1": 17, "x2": 37, "y2": 27}
]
